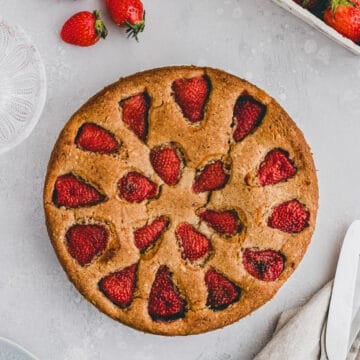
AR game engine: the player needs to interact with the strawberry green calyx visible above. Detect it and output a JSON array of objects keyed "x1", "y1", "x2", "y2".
[
  {"x1": 93, "y1": 10, "x2": 108, "y2": 39},
  {"x1": 125, "y1": 11, "x2": 145, "y2": 42},
  {"x1": 330, "y1": 0, "x2": 356, "y2": 14}
]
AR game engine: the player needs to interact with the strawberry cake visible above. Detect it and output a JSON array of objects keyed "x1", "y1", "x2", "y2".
[{"x1": 44, "y1": 66, "x2": 318, "y2": 335}]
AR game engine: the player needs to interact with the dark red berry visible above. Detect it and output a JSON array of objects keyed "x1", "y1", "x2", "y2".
[
  {"x1": 175, "y1": 223, "x2": 212, "y2": 262},
  {"x1": 233, "y1": 95, "x2": 266, "y2": 142},
  {"x1": 75, "y1": 123, "x2": 119, "y2": 154},
  {"x1": 119, "y1": 93, "x2": 150, "y2": 141},
  {"x1": 99, "y1": 263, "x2": 138, "y2": 308},
  {"x1": 134, "y1": 216, "x2": 169, "y2": 253},
  {"x1": 199, "y1": 209, "x2": 242, "y2": 236},
  {"x1": 148, "y1": 266, "x2": 186, "y2": 322},
  {"x1": 118, "y1": 172, "x2": 158, "y2": 203},
  {"x1": 52, "y1": 174, "x2": 105, "y2": 208},
  {"x1": 205, "y1": 268, "x2": 241, "y2": 310},
  {"x1": 268, "y1": 199, "x2": 310, "y2": 233},
  {"x1": 172, "y1": 75, "x2": 211, "y2": 123},
  {"x1": 192, "y1": 160, "x2": 230, "y2": 193},
  {"x1": 66, "y1": 224, "x2": 109, "y2": 266},
  {"x1": 243, "y1": 249, "x2": 285, "y2": 281}
]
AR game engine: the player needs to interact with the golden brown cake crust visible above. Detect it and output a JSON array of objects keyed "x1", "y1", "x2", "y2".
[{"x1": 43, "y1": 66, "x2": 318, "y2": 336}]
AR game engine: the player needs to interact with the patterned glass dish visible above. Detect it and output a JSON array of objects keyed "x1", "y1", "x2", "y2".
[
  {"x1": 0, "y1": 337, "x2": 37, "y2": 360},
  {"x1": 0, "y1": 19, "x2": 46, "y2": 154}
]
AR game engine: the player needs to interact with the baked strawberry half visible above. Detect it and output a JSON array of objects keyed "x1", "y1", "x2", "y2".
[
  {"x1": 205, "y1": 268, "x2": 241, "y2": 311},
  {"x1": 175, "y1": 223, "x2": 212, "y2": 263},
  {"x1": 148, "y1": 266, "x2": 186, "y2": 322},
  {"x1": 52, "y1": 173, "x2": 105, "y2": 208},
  {"x1": 66, "y1": 224, "x2": 109, "y2": 266},
  {"x1": 233, "y1": 94, "x2": 266, "y2": 142},
  {"x1": 192, "y1": 160, "x2": 230, "y2": 193},
  {"x1": 99, "y1": 263, "x2": 138, "y2": 308},
  {"x1": 172, "y1": 75, "x2": 211, "y2": 123},
  {"x1": 75, "y1": 123, "x2": 120, "y2": 154},
  {"x1": 243, "y1": 249, "x2": 285, "y2": 281},
  {"x1": 118, "y1": 172, "x2": 158, "y2": 203},
  {"x1": 119, "y1": 92, "x2": 150, "y2": 141},
  {"x1": 258, "y1": 149, "x2": 297, "y2": 186},
  {"x1": 134, "y1": 216, "x2": 169, "y2": 253},
  {"x1": 150, "y1": 143, "x2": 184, "y2": 186},
  {"x1": 198, "y1": 209, "x2": 242, "y2": 236},
  {"x1": 268, "y1": 199, "x2": 310, "y2": 233}
]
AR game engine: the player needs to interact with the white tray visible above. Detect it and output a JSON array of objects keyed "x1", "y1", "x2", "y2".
[{"x1": 272, "y1": 0, "x2": 360, "y2": 55}]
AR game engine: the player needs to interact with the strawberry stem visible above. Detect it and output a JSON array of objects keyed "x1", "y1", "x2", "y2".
[
  {"x1": 330, "y1": 0, "x2": 356, "y2": 15},
  {"x1": 93, "y1": 10, "x2": 108, "y2": 39},
  {"x1": 125, "y1": 11, "x2": 145, "y2": 42}
]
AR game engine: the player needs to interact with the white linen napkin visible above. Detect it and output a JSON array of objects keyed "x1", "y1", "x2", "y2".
[{"x1": 255, "y1": 281, "x2": 360, "y2": 360}]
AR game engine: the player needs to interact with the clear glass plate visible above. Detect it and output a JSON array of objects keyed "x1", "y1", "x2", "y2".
[
  {"x1": 0, "y1": 19, "x2": 47, "y2": 154},
  {"x1": 0, "y1": 337, "x2": 37, "y2": 360}
]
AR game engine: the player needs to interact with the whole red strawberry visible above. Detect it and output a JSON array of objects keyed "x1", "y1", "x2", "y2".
[
  {"x1": 324, "y1": 0, "x2": 360, "y2": 43},
  {"x1": 105, "y1": 0, "x2": 145, "y2": 41},
  {"x1": 61, "y1": 10, "x2": 108, "y2": 47}
]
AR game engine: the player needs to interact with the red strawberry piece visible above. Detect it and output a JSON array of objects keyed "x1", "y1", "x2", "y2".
[
  {"x1": 66, "y1": 224, "x2": 109, "y2": 266},
  {"x1": 233, "y1": 94, "x2": 266, "y2": 142},
  {"x1": 119, "y1": 93, "x2": 150, "y2": 141},
  {"x1": 205, "y1": 268, "x2": 241, "y2": 311},
  {"x1": 294, "y1": 0, "x2": 319, "y2": 9},
  {"x1": 148, "y1": 266, "x2": 186, "y2": 322},
  {"x1": 134, "y1": 216, "x2": 169, "y2": 253},
  {"x1": 61, "y1": 10, "x2": 108, "y2": 47},
  {"x1": 98, "y1": 263, "x2": 138, "y2": 308},
  {"x1": 175, "y1": 223, "x2": 212, "y2": 262},
  {"x1": 75, "y1": 123, "x2": 120, "y2": 154},
  {"x1": 192, "y1": 160, "x2": 230, "y2": 193},
  {"x1": 118, "y1": 172, "x2": 158, "y2": 203},
  {"x1": 105, "y1": 0, "x2": 145, "y2": 41},
  {"x1": 52, "y1": 174, "x2": 105, "y2": 208},
  {"x1": 199, "y1": 209, "x2": 242, "y2": 236},
  {"x1": 150, "y1": 144, "x2": 184, "y2": 186},
  {"x1": 172, "y1": 75, "x2": 211, "y2": 123},
  {"x1": 258, "y1": 149, "x2": 297, "y2": 186},
  {"x1": 268, "y1": 199, "x2": 310, "y2": 233},
  {"x1": 243, "y1": 249, "x2": 285, "y2": 281},
  {"x1": 324, "y1": 0, "x2": 360, "y2": 43}
]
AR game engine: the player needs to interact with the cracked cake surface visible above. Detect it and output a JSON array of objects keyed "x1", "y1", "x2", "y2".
[{"x1": 44, "y1": 66, "x2": 318, "y2": 335}]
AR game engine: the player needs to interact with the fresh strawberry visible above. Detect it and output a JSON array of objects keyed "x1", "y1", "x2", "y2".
[
  {"x1": 148, "y1": 266, "x2": 186, "y2": 322},
  {"x1": 233, "y1": 94, "x2": 266, "y2": 142},
  {"x1": 243, "y1": 249, "x2": 285, "y2": 281},
  {"x1": 324, "y1": 0, "x2": 360, "y2": 43},
  {"x1": 198, "y1": 209, "x2": 242, "y2": 236},
  {"x1": 175, "y1": 223, "x2": 212, "y2": 262},
  {"x1": 134, "y1": 216, "x2": 169, "y2": 253},
  {"x1": 268, "y1": 199, "x2": 310, "y2": 233},
  {"x1": 294, "y1": 0, "x2": 319, "y2": 9},
  {"x1": 205, "y1": 268, "x2": 241, "y2": 310},
  {"x1": 105, "y1": 0, "x2": 145, "y2": 41},
  {"x1": 119, "y1": 93, "x2": 150, "y2": 141},
  {"x1": 172, "y1": 75, "x2": 211, "y2": 123},
  {"x1": 75, "y1": 123, "x2": 119, "y2": 154},
  {"x1": 61, "y1": 10, "x2": 108, "y2": 47},
  {"x1": 258, "y1": 149, "x2": 297, "y2": 186},
  {"x1": 98, "y1": 263, "x2": 137, "y2": 308},
  {"x1": 66, "y1": 224, "x2": 109, "y2": 266},
  {"x1": 52, "y1": 174, "x2": 105, "y2": 208},
  {"x1": 118, "y1": 171, "x2": 158, "y2": 203},
  {"x1": 192, "y1": 160, "x2": 230, "y2": 193},
  {"x1": 150, "y1": 144, "x2": 184, "y2": 186}
]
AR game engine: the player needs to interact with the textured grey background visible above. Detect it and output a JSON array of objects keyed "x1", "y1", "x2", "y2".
[{"x1": 1, "y1": 0, "x2": 360, "y2": 359}]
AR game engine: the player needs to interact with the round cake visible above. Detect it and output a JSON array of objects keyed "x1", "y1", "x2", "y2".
[{"x1": 44, "y1": 66, "x2": 318, "y2": 335}]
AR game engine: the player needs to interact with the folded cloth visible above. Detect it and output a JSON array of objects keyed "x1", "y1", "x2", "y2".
[{"x1": 255, "y1": 281, "x2": 360, "y2": 360}]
